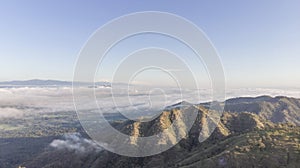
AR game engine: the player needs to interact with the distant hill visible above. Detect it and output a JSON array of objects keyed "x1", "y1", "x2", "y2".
[
  {"x1": 21, "y1": 96, "x2": 300, "y2": 168},
  {"x1": 224, "y1": 95, "x2": 300, "y2": 125}
]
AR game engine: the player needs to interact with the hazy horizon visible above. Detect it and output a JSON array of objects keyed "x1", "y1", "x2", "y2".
[{"x1": 1, "y1": 78, "x2": 300, "y2": 90}]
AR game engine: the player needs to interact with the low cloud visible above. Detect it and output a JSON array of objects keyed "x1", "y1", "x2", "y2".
[
  {"x1": 50, "y1": 133, "x2": 103, "y2": 153},
  {"x1": 0, "y1": 107, "x2": 24, "y2": 118}
]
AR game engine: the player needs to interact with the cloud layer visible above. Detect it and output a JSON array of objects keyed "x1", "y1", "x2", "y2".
[{"x1": 0, "y1": 86, "x2": 300, "y2": 119}]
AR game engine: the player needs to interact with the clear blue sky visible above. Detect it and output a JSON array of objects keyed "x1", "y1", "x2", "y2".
[{"x1": 0, "y1": 0, "x2": 299, "y2": 88}]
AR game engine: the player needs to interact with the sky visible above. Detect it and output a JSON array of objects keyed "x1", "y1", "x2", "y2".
[{"x1": 0, "y1": 0, "x2": 300, "y2": 88}]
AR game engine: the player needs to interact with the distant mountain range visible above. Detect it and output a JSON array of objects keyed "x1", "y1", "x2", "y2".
[
  {"x1": 0, "y1": 79, "x2": 72, "y2": 86},
  {"x1": 21, "y1": 96, "x2": 300, "y2": 168},
  {"x1": 0, "y1": 79, "x2": 111, "y2": 87}
]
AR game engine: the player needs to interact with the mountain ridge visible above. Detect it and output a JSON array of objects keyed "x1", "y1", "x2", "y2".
[
  {"x1": 223, "y1": 95, "x2": 300, "y2": 125},
  {"x1": 20, "y1": 96, "x2": 300, "y2": 168}
]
